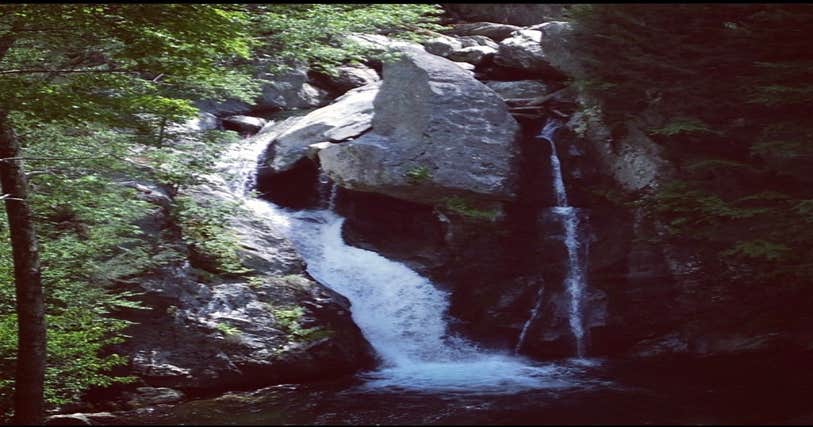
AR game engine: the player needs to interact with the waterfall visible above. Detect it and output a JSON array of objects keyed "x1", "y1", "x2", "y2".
[
  {"x1": 213, "y1": 131, "x2": 588, "y2": 394},
  {"x1": 516, "y1": 120, "x2": 589, "y2": 358}
]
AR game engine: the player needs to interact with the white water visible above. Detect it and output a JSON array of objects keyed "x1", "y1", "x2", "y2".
[
  {"x1": 516, "y1": 120, "x2": 588, "y2": 358},
  {"x1": 214, "y1": 134, "x2": 593, "y2": 393}
]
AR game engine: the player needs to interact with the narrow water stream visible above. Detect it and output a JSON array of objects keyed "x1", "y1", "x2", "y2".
[{"x1": 515, "y1": 120, "x2": 589, "y2": 357}]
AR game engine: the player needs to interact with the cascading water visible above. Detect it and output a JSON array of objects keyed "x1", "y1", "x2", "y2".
[
  {"x1": 516, "y1": 119, "x2": 589, "y2": 358},
  {"x1": 215, "y1": 133, "x2": 593, "y2": 394}
]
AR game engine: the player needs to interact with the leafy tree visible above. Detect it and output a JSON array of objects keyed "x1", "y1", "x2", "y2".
[
  {"x1": 0, "y1": 4, "x2": 445, "y2": 423},
  {"x1": 0, "y1": 5, "x2": 255, "y2": 424}
]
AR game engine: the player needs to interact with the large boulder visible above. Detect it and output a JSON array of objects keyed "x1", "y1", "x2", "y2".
[
  {"x1": 528, "y1": 21, "x2": 582, "y2": 78},
  {"x1": 494, "y1": 29, "x2": 564, "y2": 77},
  {"x1": 263, "y1": 82, "x2": 379, "y2": 174},
  {"x1": 319, "y1": 46, "x2": 520, "y2": 206},
  {"x1": 310, "y1": 64, "x2": 380, "y2": 97},
  {"x1": 422, "y1": 35, "x2": 464, "y2": 57},
  {"x1": 256, "y1": 66, "x2": 332, "y2": 111}
]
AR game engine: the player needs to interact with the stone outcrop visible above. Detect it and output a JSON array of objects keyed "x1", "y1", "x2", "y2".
[{"x1": 318, "y1": 46, "x2": 521, "y2": 206}]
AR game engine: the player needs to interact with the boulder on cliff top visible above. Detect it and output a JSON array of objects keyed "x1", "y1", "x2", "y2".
[
  {"x1": 319, "y1": 45, "x2": 520, "y2": 206},
  {"x1": 264, "y1": 82, "x2": 380, "y2": 173},
  {"x1": 450, "y1": 22, "x2": 523, "y2": 42},
  {"x1": 494, "y1": 29, "x2": 565, "y2": 78}
]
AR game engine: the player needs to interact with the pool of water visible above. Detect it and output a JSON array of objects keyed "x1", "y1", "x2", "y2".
[{"x1": 127, "y1": 352, "x2": 813, "y2": 425}]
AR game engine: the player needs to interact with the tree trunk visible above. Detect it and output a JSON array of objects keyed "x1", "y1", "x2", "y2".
[{"x1": 0, "y1": 110, "x2": 46, "y2": 426}]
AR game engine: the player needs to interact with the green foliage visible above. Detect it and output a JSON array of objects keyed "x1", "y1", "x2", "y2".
[
  {"x1": 173, "y1": 196, "x2": 251, "y2": 276},
  {"x1": 215, "y1": 322, "x2": 240, "y2": 337},
  {"x1": 568, "y1": 5, "x2": 813, "y2": 285},
  {"x1": 0, "y1": 121, "x2": 156, "y2": 417},
  {"x1": 443, "y1": 196, "x2": 500, "y2": 221},
  {"x1": 723, "y1": 240, "x2": 790, "y2": 262},
  {"x1": 271, "y1": 306, "x2": 332, "y2": 342},
  {"x1": 405, "y1": 165, "x2": 431, "y2": 184},
  {"x1": 0, "y1": 3, "x2": 446, "y2": 417},
  {"x1": 251, "y1": 4, "x2": 446, "y2": 73},
  {"x1": 649, "y1": 117, "x2": 716, "y2": 137}
]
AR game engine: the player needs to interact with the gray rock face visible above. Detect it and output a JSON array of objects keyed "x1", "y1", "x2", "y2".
[
  {"x1": 319, "y1": 65, "x2": 380, "y2": 95},
  {"x1": 453, "y1": 61, "x2": 476, "y2": 74},
  {"x1": 319, "y1": 46, "x2": 520, "y2": 206},
  {"x1": 448, "y1": 45, "x2": 497, "y2": 65},
  {"x1": 495, "y1": 30, "x2": 556, "y2": 75},
  {"x1": 529, "y1": 21, "x2": 582, "y2": 78},
  {"x1": 423, "y1": 35, "x2": 497, "y2": 65},
  {"x1": 124, "y1": 387, "x2": 185, "y2": 408},
  {"x1": 458, "y1": 35, "x2": 500, "y2": 49},
  {"x1": 256, "y1": 67, "x2": 332, "y2": 111},
  {"x1": 264, "y1": 83, "x2": 379, "y2": 173},
  {"x1": 195, "y1": 99, "x2": 253, "y2": 117},
  {"x1": 342, "y1": 33, "x2": 424, "y2": 54},
  {"x1": 450, "y1": 22, "x2": 523, "y2": 42},
  {"x1": 484, "y1": 80, "x2": 551, "y2": 100},
  {"x1": 423, "y1": 35, "x2": 463, "y2": 57}
]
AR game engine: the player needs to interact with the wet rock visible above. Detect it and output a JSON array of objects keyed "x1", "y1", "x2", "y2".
[
  {"x1": 319, "y1": 46, "x2": 520, "y2": 206},
  {"x1": 108, "y1": 136, "x2": 375, "y2": 398},
  {"x1": 222, "y1": 115, "x2": 267, "y2": 134},
  {"x1": 45, "y1": 412, "x2": 119, "y2": 426},
  {"x1": 264, "y1": 82, "x2": 379, "y2": 173},
  {"x1": 124, "y1": 387, "x2": 185, "y2": 408},
  {"x1": 450, "y1": 22, "x2": 523, "y2": 42}
]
